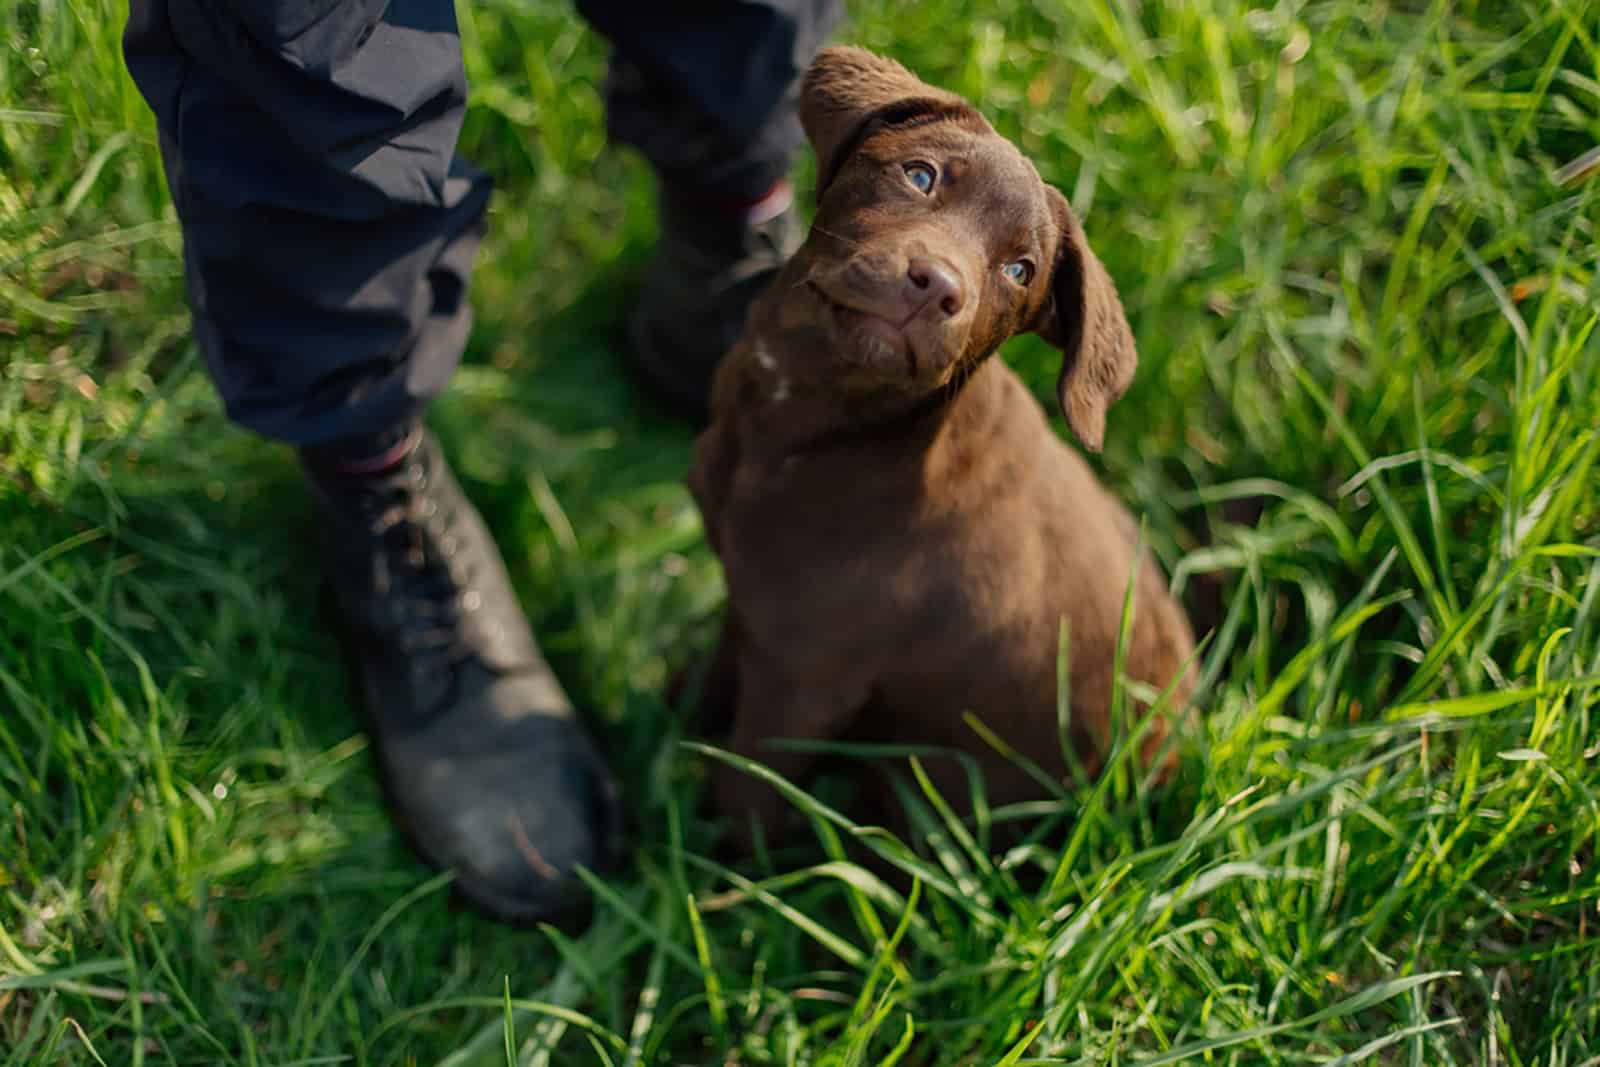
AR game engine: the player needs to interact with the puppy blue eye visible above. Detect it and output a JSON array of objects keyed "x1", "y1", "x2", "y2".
[
  {"x1": 903, "y1": 162, "x2": 936, "y2": 194},
  {"x1": 1002, "y1": 260, "x2": 1034, "y2": 285}
]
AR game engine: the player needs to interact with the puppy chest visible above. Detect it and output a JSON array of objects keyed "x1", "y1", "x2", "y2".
[{"x1": 720, "y1": 496, "x2": 1048, "y2": 662}]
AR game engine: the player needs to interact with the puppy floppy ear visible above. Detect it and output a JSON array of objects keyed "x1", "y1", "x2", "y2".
[
  {"x1": 800, "y1": 46, "x2": 976, "y2": 196},
  {"x1": 1034, "y1": 186, "x2": 1137, "y2": 452}
]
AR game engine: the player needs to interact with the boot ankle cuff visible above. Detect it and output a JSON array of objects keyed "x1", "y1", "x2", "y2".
[
  {"x1": 301, "y1": 421, "x2": 423, "y2": 478},
  {"x1": 664, "y1": 178, "x2": 794, "y2": 224},
  {"x1": 743, "y1": 180, "x2": 794, "y2": 224}
]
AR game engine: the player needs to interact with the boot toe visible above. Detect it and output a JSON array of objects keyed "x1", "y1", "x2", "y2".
[{"x1": 385, "y1": 680, "x2": 621, "y2": 924}]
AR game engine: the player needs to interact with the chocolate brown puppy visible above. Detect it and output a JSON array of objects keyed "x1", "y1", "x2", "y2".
[{"x1": 688, "y1": 46, "x2": 1197, "y2": 842}]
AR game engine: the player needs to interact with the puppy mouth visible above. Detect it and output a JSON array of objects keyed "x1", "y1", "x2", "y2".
[{"x1": 806, "y1": 280, "x2": 921, "y2": 378}]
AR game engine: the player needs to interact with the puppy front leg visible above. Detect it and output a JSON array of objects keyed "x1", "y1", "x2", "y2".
[
  {"x1": 691, "y1": 614, "x2": 745, "y2": 739},
  {"x1": 715, "y1": 650, "x2": 869, "y2": 852}
]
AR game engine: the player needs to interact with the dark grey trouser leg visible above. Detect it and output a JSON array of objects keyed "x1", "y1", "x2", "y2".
[
  {"x1": 124, "y1": 0, "x2": 489, "y2": 449},
  {"x1": 124, "y1": 0, "x2": 838, "y2": 446},
  {"x1": 579, "y1": 0, "x2": 842, "y2": 203}
]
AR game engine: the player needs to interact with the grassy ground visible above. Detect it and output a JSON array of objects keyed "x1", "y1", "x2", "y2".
[{"x1": 4, "y1": 0, "x2": 1599, "y2": 1063}]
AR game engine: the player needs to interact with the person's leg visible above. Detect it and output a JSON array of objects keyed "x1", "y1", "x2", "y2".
[
  {"x1": 124, "y1": 0, "x2": 619, "y2": 923},
  {"x1": 576, "y1": 0, "x2": 843, "y2": 420}
]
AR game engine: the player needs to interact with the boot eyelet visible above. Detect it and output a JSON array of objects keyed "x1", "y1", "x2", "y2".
[{"x1": 462, "y1": 590, "x2": 483, "y2": 612}]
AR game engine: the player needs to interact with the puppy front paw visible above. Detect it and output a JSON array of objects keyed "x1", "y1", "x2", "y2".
[{"x1": 712, "y1": 762, "x2": 787, "y2": 857}]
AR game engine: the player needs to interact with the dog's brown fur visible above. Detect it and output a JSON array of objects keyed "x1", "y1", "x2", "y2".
[{"x1": 688, "y1": 47, "x2": 1197, "y2": 842}]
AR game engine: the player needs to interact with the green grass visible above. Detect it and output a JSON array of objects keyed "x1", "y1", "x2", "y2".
[{"x1": 4, "y1": 0, "x2": 1599, "y2": 1062}]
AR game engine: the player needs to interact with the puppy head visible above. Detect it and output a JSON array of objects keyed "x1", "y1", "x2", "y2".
[{"x1": 789, "y1": 46, "x2": 1136, "y2": 450}]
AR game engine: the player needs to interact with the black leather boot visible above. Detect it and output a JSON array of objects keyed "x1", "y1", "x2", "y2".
[
  {"x1": 627, "y1": 187, "x2": 803, "y2": 422},
  {"x1": 305, "y1": 428, "x2": 620, "y2": 923}
]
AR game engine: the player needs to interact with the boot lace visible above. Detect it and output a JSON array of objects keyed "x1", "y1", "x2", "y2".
[{"x1": 350, "y1": 455, "x2": 482, "y2": 678}]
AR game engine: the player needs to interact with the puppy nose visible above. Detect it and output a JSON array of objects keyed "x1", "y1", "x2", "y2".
[{"x1": 905, "y1": 258, "x2": 964, "y2": 318}]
